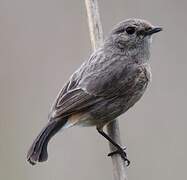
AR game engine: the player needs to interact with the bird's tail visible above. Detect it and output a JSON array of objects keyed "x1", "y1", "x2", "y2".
[{"x1": 27, "y1": 118, "x2": 68, "y2": 165}]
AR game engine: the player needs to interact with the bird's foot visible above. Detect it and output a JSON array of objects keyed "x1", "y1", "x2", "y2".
[{"x1": 108, "y1": 146, "x2": 130, "y2": 166}]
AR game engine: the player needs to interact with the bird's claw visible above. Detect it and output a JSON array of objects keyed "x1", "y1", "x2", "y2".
[{"x1": 108, "y1": 147, "x2": 130, "y2": 166}]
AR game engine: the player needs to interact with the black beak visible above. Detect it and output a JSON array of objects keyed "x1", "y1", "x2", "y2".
[{"x1": 145, "y1": 27, "x2": 163, "y2": 36}]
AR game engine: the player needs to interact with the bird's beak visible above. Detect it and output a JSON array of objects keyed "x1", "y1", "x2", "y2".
[{"x1": 145, "y1": 27, "x2": 163, "y2": 36}]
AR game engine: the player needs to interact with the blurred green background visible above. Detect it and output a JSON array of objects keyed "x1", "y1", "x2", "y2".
[{"x1": 0, "y1": 0, "x2": 186, "y2": 179}]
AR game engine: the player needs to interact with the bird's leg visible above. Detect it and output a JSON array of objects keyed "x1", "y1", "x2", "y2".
[{"x1": 96, "y1": 127, "x2": 130, "y2": 166}]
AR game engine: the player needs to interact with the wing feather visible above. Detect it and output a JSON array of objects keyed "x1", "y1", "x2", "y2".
[
  {"x1": 48, "y1": 48, "x2": 148, "y2": 121},
  {"x1": 50, "y1": 88, "x2": 102, "y2": 120}
]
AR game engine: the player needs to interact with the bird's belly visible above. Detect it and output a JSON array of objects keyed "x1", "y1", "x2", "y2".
[
  {"x1": 68, "y1": 85, "x2": 148, "y2": 128},
  {"x1": 68, "y1": 66, "x2": 150, "y2": 127},
  {"x1": 77, "y1": 81, "x2": 149, "y2": 127},
  {"x1": 88, "y1": 71, "x2": 150, "y2": 126}
]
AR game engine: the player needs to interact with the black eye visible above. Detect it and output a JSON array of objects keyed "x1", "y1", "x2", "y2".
[{"x1": 126, "y1": 26, "x2": 136, "y2": 35}]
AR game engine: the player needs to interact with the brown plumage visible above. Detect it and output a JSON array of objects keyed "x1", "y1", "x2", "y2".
[{"x1": 27, "y1": 19, "x2": 162, "y2": 165}]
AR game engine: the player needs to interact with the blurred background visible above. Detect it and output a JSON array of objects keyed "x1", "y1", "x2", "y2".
[{"x1": 0, "y1": 0, "x2": 186, "y2": 179}]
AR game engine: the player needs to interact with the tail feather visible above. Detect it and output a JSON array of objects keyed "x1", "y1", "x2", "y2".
[{"x1": 27, "y1": 118, "x2": 68, "y2": 165}]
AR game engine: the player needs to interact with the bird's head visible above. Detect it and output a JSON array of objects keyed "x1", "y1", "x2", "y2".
[{"x1": 105, "y1": 19, "x2": 162, "y2": 53}]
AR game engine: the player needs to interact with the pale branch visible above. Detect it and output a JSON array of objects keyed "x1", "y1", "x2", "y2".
[
  {"x1": 85, "y1": 0, "x2": 103, "y2": 50},
  {"x1": 84, "y1": 0, "x2": 128, "y2": 180},
  {"x1": 107, "y1": 121, "x2": 128, "y2": 180}
]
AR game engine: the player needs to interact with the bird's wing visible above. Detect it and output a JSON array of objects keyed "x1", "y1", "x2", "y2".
[
  {"x1": 49, "y1": 55, "x2": 102, "y2": 120},
  {"x1": 50, "y1": 65, "x2": 146, "y2": 120},
  {"x1": 49, "y1": 48, "x2": 148, "y2": 121},
  {"x1": 50, "y1": 87, "x2": 103, "y2": 120}
]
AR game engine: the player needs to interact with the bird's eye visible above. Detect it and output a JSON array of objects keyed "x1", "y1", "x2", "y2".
[{"x1": 126, "y1": 26, "x2": 136, "y2": 35}]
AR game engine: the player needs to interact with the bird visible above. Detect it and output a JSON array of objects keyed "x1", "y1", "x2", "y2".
[{"x1": 27, "y1": 18, "x2": 162, "y2": 165}]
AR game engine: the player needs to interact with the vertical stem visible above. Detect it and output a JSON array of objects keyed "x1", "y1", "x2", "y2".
[
  {"x1": 107, "y1": 121, "x2": 128, "y2": 180},
  {"x1": 84, "y1": 1, "x2": 128, "y2": 180},
  {"x1": 85, "y1": 0, "x2": 103, "y2": 50}
]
